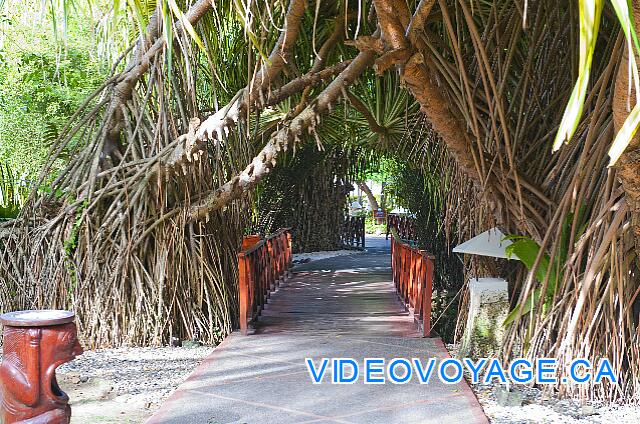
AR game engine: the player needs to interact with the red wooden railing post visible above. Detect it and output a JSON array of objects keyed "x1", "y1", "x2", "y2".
[
  {"x1": 261, "y1": 247, "x2": 268, "y2": 306},
  {"x1": 403, "y1": 247, "x2": 409, "y2": 304},
  {"x1": 275, "y1": 233, "x2": 282, "y2": 286},
  {"x1": 391, "y1": 236, "x2": 396, "y2": 287},
  {"x1": 408, "y1": 250, "x2": 416, "y2": 309},
  {"x1": 390, "y1": 229, "x2": 434, "y2": 338},
  {"x1": 238, "y1": 229, "x2": 294, "y2": 334},
  {"x1": 415, "y1": 251, "x2": 424, "y2": 320},
  {"x1": 266, "y1": 238, "x2": 274, "y2": 296},
  {"x1": 286, "y1": 230, "x2": 293, "y2": 278},
  {"x1": 423, "y1": 256, "x2": 434, "y2": 337},
  {"x1": 399, "y1": 245, "x2": 404, "y2": 301},
  {"x1": 238, "y1": 252, "x2": 250, "y2": 335}
]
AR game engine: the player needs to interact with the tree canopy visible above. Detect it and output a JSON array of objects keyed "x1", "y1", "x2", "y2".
[{"x1": 0, "y1": 0, "x2": 639, "y2": 401}]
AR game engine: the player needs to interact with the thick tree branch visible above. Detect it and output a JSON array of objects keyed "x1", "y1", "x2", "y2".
[
  {"x1": 612, "y1": 1, "x2": 640, "y2": 258},
  {"x1": 197, "y1": 0, "x2": 307, "y2": 142},
  {"x1": 345, "y1": 36, "x2": 385, "y2": 53},
  {"x1": 401, "y1": 54, "x2": 483, "y2": 183},
  {"x1": 294, "y1": 14, "x2": 347, "y2": 114},
  {"x1": 266, "y1": 61, "x2": 352, "y2": 106},
  {"x1": 373, "y1": 0, "x2": 411, "y2": 51},
  {"x1": 157, "y1": 0, "x2": 309, "y2": 174},
  {"x1": 161, "y1": 62, "x2": 351, "y2": 174},
  {"x1": 187, "y1": 50, "x2": 377, "y2": 220},
  {"x1": 248, "y1": 0, "x2": 308, "y2": 106},
  {"x1": 406, "y1": 0, "x2": 436, "y2": 45},
  {"x1": 113, "y1": 0, "x2": 213, "y2": 101}
]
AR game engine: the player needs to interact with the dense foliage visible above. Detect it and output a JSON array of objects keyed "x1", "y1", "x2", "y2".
[{"x1": 0, "y1": 2, "x2": 107, "y2": 179}]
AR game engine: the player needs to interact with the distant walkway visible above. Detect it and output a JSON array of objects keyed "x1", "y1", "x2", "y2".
[{"x1": 148, "y1": 236, "x2": 487, "y2": 423}]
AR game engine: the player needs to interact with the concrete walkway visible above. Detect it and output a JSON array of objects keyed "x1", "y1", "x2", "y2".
[{"x1": 148, "y1": 236, "x2": 487, "y2": 424}]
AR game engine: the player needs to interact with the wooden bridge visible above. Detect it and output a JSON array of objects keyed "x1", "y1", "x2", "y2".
[{"x1": 148, "y1": 234, "x2": 487, "y2": 423}]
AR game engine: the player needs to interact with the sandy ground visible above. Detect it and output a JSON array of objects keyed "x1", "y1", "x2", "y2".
[{"x1": 56, "y1": 346, "x2": 213, "y2": 423}]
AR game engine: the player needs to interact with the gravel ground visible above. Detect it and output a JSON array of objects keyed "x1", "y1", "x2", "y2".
[
  {"x1": 474, "y1": 382, "x2": 640, "y2": 423},
  {"x1": 56, "y1": 345, "x2": 213, "y2": 423},
  {"x1": 446, "y1": 344, "x2": 640, "y2": 423},
  {"x1": 473, "y1": 385, "x2": 640, "y2": 424}
]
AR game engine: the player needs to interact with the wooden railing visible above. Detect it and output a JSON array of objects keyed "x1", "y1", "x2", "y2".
[
  {"x1": 390, "y1": 228, "x2": 434, "y2": 337},
  {"x1": 342, "y1": 215, "x2": 365, "y2": 248},
  {"x1": 237, "y1": 228, "x2": 292, "y2": 334},
  {"x1": 386, "y1": 213, "x2": 417, "y2": 242}
]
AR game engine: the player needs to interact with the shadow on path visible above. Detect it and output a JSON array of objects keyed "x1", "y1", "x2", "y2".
[{"x1": 148, "y1": 235, "x2": 487, "y2": 424}]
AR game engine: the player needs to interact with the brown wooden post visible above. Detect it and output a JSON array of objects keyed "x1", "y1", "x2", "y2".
[
  {"x1": 403, "y1": 247, "x2": 409, "y2": 304},
  {"x1": 283, "y1": 230, "x2": 290, "y2": 278},
  {"x1": 411, "y1": 250, "x2": 422, "y2": 308},
  {"x1": 259, "y1": 247, "x2": 266, "y2": 310},
  {"x1": 416, "y1": 251, "x2": 420, "y2": 302},
  {"x1": 393, "y1": 238, "x2": 398, "y2": 290},
  {"x1": 398, "y1": 243, "x2": 402, "y2": 294},
  {"x1": 280, "y1": 232, "x2": 285, "y2": 281},
  {"x1": 390, "y1": 236, "x2": 395, "y2": 287},
  {"x1": 399, "y1": 246, "x2": 405, "y2": 303},
  {"x1": 274, "y1": 233, "x2": 282, "y2": 286},
  {"x1": 0, "y1": 310, "x2": 83, "y2": 424}
]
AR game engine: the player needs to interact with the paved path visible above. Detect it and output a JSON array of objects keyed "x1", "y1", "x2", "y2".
[{"x1": 148, "y1": 236, "x2": 487, "y2": 424}]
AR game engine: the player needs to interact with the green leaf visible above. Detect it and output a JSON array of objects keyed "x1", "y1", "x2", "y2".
[
  {"x1": 503, "y1": 236, "x2": 558, "y2": 326},
  {"x1": 127, "y1": 0, "x2": 148, "y2": 37},
  {"x1": 161, "y1": 0, "x2": 173, "y2": 79},
  {"x1": 503, "y1": 288, "x2": 540, "y2": 326},
  {"x1": 553, "y1": 0, "x2": 603, "y2": 150},
  {"x1": 505, "y1": 236, "x2": 555, "y2": 290},
  {"x1": 609, "y1": 101, "x2": 640, "y2": 165},
  {"x1": 232, "y1": 0, "x2": 270, "y2": 63},
  {"x1": 168, "y1": 0, "x2": 207, "y2": 54}
]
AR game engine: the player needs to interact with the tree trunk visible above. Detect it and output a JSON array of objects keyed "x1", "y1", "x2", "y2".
[
  {"x1": 612, "y1": 1, "x2": 640, "y2": 259},
  {"x1": 371, "y1": 0, "x2": 505, "y2": 224},
  {"x1": 358, "y1": 181, "x2": 379, "y2": 210}
]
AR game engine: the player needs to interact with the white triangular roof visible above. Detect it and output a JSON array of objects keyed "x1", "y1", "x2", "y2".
[{"x1": 452, "y1": 227, "x2": 513, "y2": 259}]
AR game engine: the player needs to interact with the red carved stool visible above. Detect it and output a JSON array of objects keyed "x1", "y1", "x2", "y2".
[{"x1": 0, "y1": 310, "x2": 83, "y2": 424}]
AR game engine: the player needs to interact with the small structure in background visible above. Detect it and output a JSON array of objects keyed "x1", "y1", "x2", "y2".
[
  {"x1": 349, "y1": 200, "x2": 364, "y2": 217},
  {"x1": 372, "y1": 208, "x2": 386, "y2": 225},
  {"x1": 453, "y1": 228, "x2": 513, "y2": 359},
  {"x1": 0, "y1": 309, "x2": 83, "y2": 424}
]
